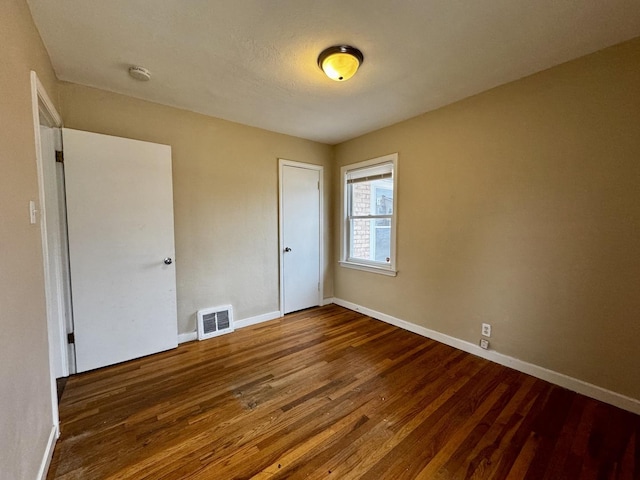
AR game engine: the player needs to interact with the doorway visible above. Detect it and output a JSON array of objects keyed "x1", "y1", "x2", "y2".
[{"x1": 279, "y1": 160, "x2": 323, "y2": 314}]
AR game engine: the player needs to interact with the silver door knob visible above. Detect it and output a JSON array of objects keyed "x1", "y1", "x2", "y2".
[
  {"x1": 163, "y1": 257, "x2": 173, "y2": 265},
  {"x1": 284, "y1": 247, "x2": 292, "y2": 252}
]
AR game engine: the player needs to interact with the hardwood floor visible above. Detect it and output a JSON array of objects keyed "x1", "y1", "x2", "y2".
[{"x1": 48, "y1": 305, "x2": 640, "y2": 479}]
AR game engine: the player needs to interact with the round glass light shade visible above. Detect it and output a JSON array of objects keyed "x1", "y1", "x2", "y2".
[{"x1": 318, "y1": 46, "x2": 363, "y2": 82}]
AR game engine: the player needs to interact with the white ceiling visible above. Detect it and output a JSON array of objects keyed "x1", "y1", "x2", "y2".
[{"x1": 27, "y1": 0, "x2": 640, "y2": 144}]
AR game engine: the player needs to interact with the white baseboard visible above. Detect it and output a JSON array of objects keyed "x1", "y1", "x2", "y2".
[
  {"x1": 333, "y1": 298, "x2": 640, "y2": 415},
  {"x1": 235, "y1": 310, "x2": 282, "y2": 329},
  {"x1": 178, "y1": 331, "x2": 198, "y2": 344},
  {"x1": 322, "y1": 297, "x2": 335, "y2": 306},
  {"x1": 37, "y1": 425, "x2": 57, "y2": 480}
]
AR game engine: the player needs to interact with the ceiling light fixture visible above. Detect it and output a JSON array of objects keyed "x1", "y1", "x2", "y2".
[{"x1": 317, "y1": 45, "x2": 363, "y2": 82}]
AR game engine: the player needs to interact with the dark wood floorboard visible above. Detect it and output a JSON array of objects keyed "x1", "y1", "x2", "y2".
[
  {"x1": 56, "y1": 377, "x2": 68, "y2": 403},
  {"x1": 47, "y1": 305, "x2": 640, "y2": 479}
]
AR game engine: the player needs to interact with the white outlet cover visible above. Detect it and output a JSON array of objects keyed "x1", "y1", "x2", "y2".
[
  {"x1": 479, "y1": 338, "x2": 490, "y2": 349},
  {"x1": 481, "y1": 323, "x2": 491, "y2": 337}
]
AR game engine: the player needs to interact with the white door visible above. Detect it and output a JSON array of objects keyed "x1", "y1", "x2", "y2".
[
  {"x1": 280, "y1": 162, "x2": 322, "y2": 314},
  {"x1": 63, "y1": 128, "x2": 178, "y2": 373},
  {"x1": 40, "y1": 126, "x2": 69, "y2": 378}
]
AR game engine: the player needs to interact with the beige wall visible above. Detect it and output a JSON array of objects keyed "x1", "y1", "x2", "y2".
[
  {"x1": 59, "y1": 83, "x2": 333, "y2": 335},
  {"x1": 0, "y1": 1, "x2": 60, "y2": 478},
  {"x1": 334, "y1": 37, "x2": 640, "y2": 400}
]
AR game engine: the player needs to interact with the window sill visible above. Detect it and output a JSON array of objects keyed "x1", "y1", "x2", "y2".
[{"x1": 339, "y1": 261, "x2": 397, "y2": 277}]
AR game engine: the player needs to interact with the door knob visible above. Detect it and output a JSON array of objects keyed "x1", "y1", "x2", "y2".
[
  {"x1": 163, "y1": 257, "x2": 173, "y2": 265},
  {"x1": 284, "y1": 247, "x2": 292, "y2": 252}
]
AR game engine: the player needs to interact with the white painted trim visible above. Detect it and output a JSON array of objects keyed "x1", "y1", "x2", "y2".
[
  {"x1": 338, "y1": 261, "x2": 397, "y2": 276},
  {"x1": 36, "y1": 425, "x2": 57, "y2": 480},
  {"x1": 31, "y1": 72, "x2": 62, "y2": 126},
  {"x1": 278, "y1": 159, "x2": 324, "y2": 314},
  {"x1": 30, "y1": 71, "x2": 64, "y2": 448},
  {"x1": 235, "y1": 310, "x2": 282, "y2": 329},
  {"x1": 333, "y1": 297, "x2": 640, "y2": 415},
  {"x1": 322, "y1": 297, "x2": 335, "y2": 306},
  {"x1": 178, "y1": 310, "x2": 283, "y2": 342},
  {"x1": 178, "y1": 331, "x2": 198, "y2": 344}
]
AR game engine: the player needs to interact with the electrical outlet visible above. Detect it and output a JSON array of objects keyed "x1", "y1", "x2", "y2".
[
  {"x1": 481, "y1": 323, "x2": 491, "y2": 337},
  {"x1": 479, "y1": 339, "x2": 490, "y2": 350}
]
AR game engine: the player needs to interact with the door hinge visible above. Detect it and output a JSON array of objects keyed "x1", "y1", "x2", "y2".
[
  {"x1": 317, "y1": 181, "x2": 320, "y2": 190},
  {"x1": 318, "y1": 282, "x2": 320, "y2": 291},
  {"x1": 67, "y1": 332, "x2": 75, "y2": 344},
  {"x1": 55, "y1": 151, "x2": 64, "y2": 163}
]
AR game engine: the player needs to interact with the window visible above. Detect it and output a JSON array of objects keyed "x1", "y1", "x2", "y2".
[{"x1": 340, "y1": 153, "x2": 397, "y2": 276}]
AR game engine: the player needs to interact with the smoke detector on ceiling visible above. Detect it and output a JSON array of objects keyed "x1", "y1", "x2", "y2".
[{"x1": 128, "y1": 66, "x2": 151, "y2": 81}]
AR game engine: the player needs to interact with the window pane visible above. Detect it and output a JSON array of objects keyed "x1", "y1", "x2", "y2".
[
  {"x1": 374, "y1": 182, "x2": 393, "y2": 215},
  {"x1": 349, "y1": 178, "x2": 393, "y2": 216},
  {"x1": 350, "y1": 218, "x2": 392, "y2": 264}
]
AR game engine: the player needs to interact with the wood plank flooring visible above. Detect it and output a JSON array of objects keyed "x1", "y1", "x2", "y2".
[{"x1": 47, "y1": 305, "x2": 640, "y2": 479}]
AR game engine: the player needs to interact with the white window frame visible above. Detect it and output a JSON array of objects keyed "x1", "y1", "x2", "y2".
[{"x1": 340, "y1": 153, "x2": 398, "y2": 276}]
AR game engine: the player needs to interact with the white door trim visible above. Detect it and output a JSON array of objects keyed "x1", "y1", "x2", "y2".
[
  {"x1": 30, "y1": 71, "x2": 64, "y2": 441},
  {"x1": 278, "y1": 159, "x2": 324, "y2": 316}
]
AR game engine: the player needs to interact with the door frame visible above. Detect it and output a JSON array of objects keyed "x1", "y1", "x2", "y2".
[
  {"x1": 278, "y1": 159, "x2": 323, "y2": 316},
  {"x1": 30, "y1": 71, "x2": 64, "y2": 438}
]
